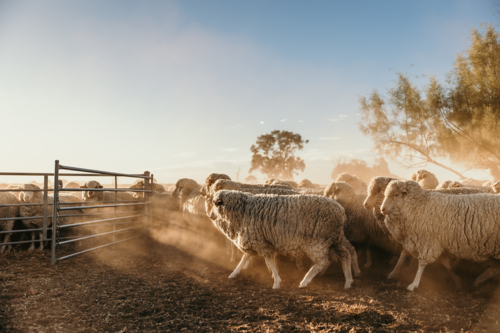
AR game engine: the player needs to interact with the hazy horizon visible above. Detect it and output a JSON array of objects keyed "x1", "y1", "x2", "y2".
[{"x1": 1, "y1": 0, "x2": 497, "y2": 184}]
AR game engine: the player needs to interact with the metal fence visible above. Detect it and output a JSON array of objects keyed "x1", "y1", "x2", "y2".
[{"x1": 0, "y1": 160, "x2": 154, "y2": 265}]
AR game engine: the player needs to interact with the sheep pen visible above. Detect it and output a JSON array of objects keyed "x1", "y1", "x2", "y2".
[{"x1": 1, "y1": 176, "x2": 500, "y2": 332}]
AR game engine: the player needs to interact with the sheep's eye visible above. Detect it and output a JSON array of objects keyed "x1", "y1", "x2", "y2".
[{"x1": 214, "y1": 199, "x2": 223, "y2": 207}]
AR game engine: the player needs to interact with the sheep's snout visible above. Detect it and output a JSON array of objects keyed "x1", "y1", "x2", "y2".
[
  {"x1": 380, "y1": 199, "x2": 393, "y2": 215},
  {"x1": 363, "y1": 193, "x2": 378, "y2": 210}
]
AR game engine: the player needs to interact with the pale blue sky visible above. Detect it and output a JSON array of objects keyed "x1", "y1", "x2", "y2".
[{"x1": 0, "y1": 0, "x2": 496, "y2": 184}]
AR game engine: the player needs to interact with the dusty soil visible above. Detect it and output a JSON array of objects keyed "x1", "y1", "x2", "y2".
[{"x1": 1, "y1": 224, "x2": 500, "y2": 333}]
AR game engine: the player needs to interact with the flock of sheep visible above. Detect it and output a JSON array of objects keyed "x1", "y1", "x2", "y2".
[{"x1": 1, "y1": 170, "x2": 500, "y2": 292}]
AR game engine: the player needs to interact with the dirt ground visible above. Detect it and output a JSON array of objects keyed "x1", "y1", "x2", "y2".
[{"x1": 1, "y1": 223, "x2": 500, "y2": 333}]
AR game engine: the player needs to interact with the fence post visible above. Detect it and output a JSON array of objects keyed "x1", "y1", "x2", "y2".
[
  {"x1": 42, "y1": 175, "x2": 48, "y2": 241},
  {"x1": 144, "y1": 171, "x2": 150, "y2": 226},
  {"x1": 113, "y1": 175, "x2": 117, "y2": 243},
  {"x1": 51, "y1": 160, "x2": 60, "y2": 265},
  {"x1": 149, "y1": 174, "x2": 154, "y2": 226}
]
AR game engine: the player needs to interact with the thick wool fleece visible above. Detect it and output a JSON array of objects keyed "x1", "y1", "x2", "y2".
[
  {"x1": 210, "y1": 190, "x2": 354, "y2": 288},
  {"x1": 383, "y1": 180, "x2": 500, "y2": 265},
  {"x1": 0, "y1": 192, "x2": 19, "y2": 252},
  {"x1": 335, "y1": 173, "x2": 368, "y2": 195},
  {"x1": 410, "y1": 169, "x2": 439, "y2": 190},
  {"x1": 325, "y1": 182, "x2": 395, "y2": 252}
]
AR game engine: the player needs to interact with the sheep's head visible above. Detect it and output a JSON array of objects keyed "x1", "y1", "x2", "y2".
[
  {"x1": 298, "y1": 179, "x2": 314, "y2": 188},
  {"x1": 448, "y1": 181, "x2": 464, "y2": 189},
  {"x1": 381, "y1": 180, "x2": 422, "y2": 215},
  {"x1": 492, "y1": 181, "x2": 500, "y2": 193},
  {"x1": 364, "y1": 177, "x2": 396, "y2": 210},
  {"x1": 172, "y1": 178, "x2": 199, "y2": 199},
  {"x1": 80, "y1": 180, "x2": 104, "y2": 201},
  {"x1": 324, "y1": 182, "x2": 355, "y2": 201},
  {"x1": 19, "y1": 184, "x2": 41, "y2": 203},
  {"x1": 64, "y1": 181, "x2": 81, "y2": 189},
  {"x1": 201, "y1": 173, "x2": 231, "y2": 197},
  {"x1": 210, "y1": 190, "x2": 245, "y2": 221}
]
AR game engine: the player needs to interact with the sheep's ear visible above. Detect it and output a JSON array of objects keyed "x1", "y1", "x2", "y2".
[
  {"x1": 214, "y1": 199, "x2": 223, "y2": 207},
  {"x1": 80, "y1": 186, "x2": 85, "y2": 188},
  {"x1": 98, "y1": 185, "x2": 103, "y2": 189},
  {"x1": 402, "y1": 190, "x2": 408, "y2": 197}
]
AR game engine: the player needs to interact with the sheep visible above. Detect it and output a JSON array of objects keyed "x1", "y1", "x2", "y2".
[
  {"x1": 297, "y1": 179, "x2": 314, "y2": 188},
  {"x1": 64, "y1": 181, "x2": 81, "y2": 189},
  {"x1": 81, "y1": 180, "x2": 138, "y2": 204},
  {"x1": 492, "y1": 181, "x2": 500, "y2": 193},
  {"x1": 172, "y1": 178, "x2": 215, "y2": 249},
  {"x1": 5, "y1": 184, "x2": 22, "y2": 198},
  {"x1": 0, "y1": 192, "x2": 19, "y2": 253},
  {"x1": 324, "y1": 181, "x2": 396, "y2": 269},
  {"x1": 482, "y1": 180, "x2": 495, "y2": 187},
  {"x1": 208, "y1": 190, "x2": 354, "y2": 289},
  {"x1": 19, "y1": 184, "x2": 83, "y2": 251},
  {"x1": 436, "y1": 180, "x2": 463, "y2": 190},
  {"x1": 363, "y1": 176, "x2": 487, "y2": 281},
  {"x1": 335, "y1": 173, "x2": 368, "y2": 195},
  {"x1": 297, "y1": 188, "x2": 325, "y2": 195},
  {"x1": 204, "y1": 179, "x2": 360, "y2": 276},
  {"x1": 409, "y1": 169, "x2": 439, "y2": 190},
  {"x1": 437, "y1": 180, "x2": 495, "y2": 193},
  {"x1": 128, "y1": 180, "x2": 166, "y2": 199},
  {"x1": 264, "y1": 179, "x2": 294, "y2": 188},
  {"x1": 200, "y1": 173, "x2": 238, "y2": 261},
  {"x1": 380, "y1": 179, "x2": 500, "y2": 291}
]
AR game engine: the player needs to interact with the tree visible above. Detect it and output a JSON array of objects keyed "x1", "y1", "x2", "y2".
[
  {"x1": 249, "y1": 130, "x2": 309, "y2": 180},
  {"x1": 331, "y1": 157, "x2": 400, "y2": 184},
  {"x1": 359, "y1": 24, "x2": 500, "y2": 179}
]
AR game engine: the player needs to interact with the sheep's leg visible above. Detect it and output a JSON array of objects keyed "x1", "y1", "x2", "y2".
[
  {"x1": 230, "y1": 243, "x2": 237, "y2": 262},
  {"x1": 38, "y1": 231, "x2": 44, "y2": 251},
  {"x1": 350, "y1": 246, "x2": 361, "y2": 277},
  {"x1": 27, "y1": 232, "x2": 36, "y2": 252},
  {"x1": 265, "y1": 257, "x2": 282, "y2": 289},
  {"x1": 440, "y1": 256, "x2": 462, "y2": 290},
  {"x1": 296, "y1": 257, "x2": 307, "y2": 272},
  {"x1": 319, "y1": 262, "x2": 331, "y2": 276},
  {"x1": 407, "y1": 261, "x2": 427, "y2": 291},
  {"x1": 0, "y1": 233, "x2": 12, "y2": 253},
  {"x1": 228, "y1": 253, "x2": 249, "y2": 279},
  {"x1": 388, "y1": 250, "x2": 409, "y2": 279},
  {"x1": 473, "y1": 267, "x2": 500, "y2": 288},
  {"x1": 225, "y1": 238, "x2": 231, "y2": 255},
  {"x1": 364, "y1": 245, "x2": 372, "y2": 269},
  {"x1": 242, "y1": 255, "x2": 252, "y2": 269},
  {"x1": 340, "y1": 254, "x2": 354, "y2": 289}
]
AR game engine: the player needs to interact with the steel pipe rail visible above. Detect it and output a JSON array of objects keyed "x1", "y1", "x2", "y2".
[
  {"x1": 57, "y1": 234, "x2": 146, "y2": 262},
  {"x1": 59, "y1": 202, "x2": 147, "y2": 211},
  {"x1": 58, "y1": 225, "x2": 143, "y2": 245},
  {"x1": 58, "y1": 164, "x2": 152, "y2": 179},
  {"x1": 59, "y1": 214, "x2": 145, "y2": 229}
]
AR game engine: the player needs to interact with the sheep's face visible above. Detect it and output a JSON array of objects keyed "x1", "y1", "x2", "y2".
[
  {"x1": 381, "y1": 180, "x2": 407, "y2": 215},
  {"x1": 493, "y1": 181, "x2": 500, "y2": 193},
  {"x1": 81, "y1": 180, "x2": 103, "y2": 201},
  {"x1": 172, "y1": 178, "x2": 198, "y2": 199},
  {"x1": 19, "y1": 184, "x2": 40, "y2": 202},
  {"x1": 324, "y1": 182, "x2": 353, "y2": 201},
  {"x1": 298, "y1": 179, "x2": 313, "y2": 188},
  {"x1": 210, "y1": 190, "x2": 245, "y2": 221}
]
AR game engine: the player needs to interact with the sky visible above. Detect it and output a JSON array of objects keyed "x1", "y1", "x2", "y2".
[{"x1": 0, "y1": 0, "x2": 497, "y2": 185}]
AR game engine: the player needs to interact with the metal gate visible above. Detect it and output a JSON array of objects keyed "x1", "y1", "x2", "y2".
[{"x1": 0, "y1": 160, "x2": 154, "y2": 265}]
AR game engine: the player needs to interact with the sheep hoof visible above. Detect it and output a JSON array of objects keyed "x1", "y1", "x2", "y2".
[
  {"x1": 407, "y1": 284, "x2": 417, "y2": 291},
  {"x1": 387, "y1": 272, "x2": 397, "y2": 279},
  {"x1": 228, "y1": 272, "x2": 238, "y2": 279},
  {"x1": 272, "y1": 284, "x2": 281, "y2": 289},
  {"x1": 344, "y1": 281, "x2": 352, "y2": 289},
  {"x1": 364, "y1": 262, "x2": 372, "y2": 269}
]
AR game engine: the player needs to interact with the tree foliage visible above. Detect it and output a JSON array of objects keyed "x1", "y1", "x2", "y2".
[
  {"x1": 331, "y1": 157, "x2": 400, "y2": 184},
  {"x1": 249, "y1": 130, "x2": 309, "y2": 180},
  {"x1": 359, "y1": 24, "x2": 500, "y2": 178}
]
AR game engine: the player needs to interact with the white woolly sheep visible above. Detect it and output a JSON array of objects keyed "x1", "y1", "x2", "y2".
[
  {"x1": 264, "y1": 179, "x2": 294, "y2": 188},
  {"x1": 0, "y1": 192, "x2": 19, "y2": 253},
  {"x1": 462, "y1": 178, "x2": 486, "y2": 187},
  {"x1": 208, "y1": 190, "x2": 354, "y2": 289},
  {"x1": 380, "y1": 180, "x2": 500, "y2": 291},
  {"x1": 363, "y1": 176, "x2": 486, "y2": 281},
  {"x1": 128, "y1": 180, "x2": 166, "y2": 199},
  {"x1": 409, "y1": 169, "x2": 439, "y2": 190},
  {"x1": 297, "y1": 179, "x2": 314, "y2": 188},
  {"x1": 492, "y1": 181, "x2": 500, "y2": 193},
  {"x1": 335, "y1": 173, "x2": 368, "y2": 195},
  {"x1": 325, "y1": 181, "x2": 396, "y2": 269},
  {"x1": 19, "y1": 184, "x2": 83, "y2": 251}
]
